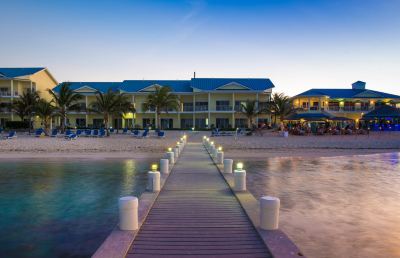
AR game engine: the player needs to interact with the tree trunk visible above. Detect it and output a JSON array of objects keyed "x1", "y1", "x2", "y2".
[{"x1": 104, "y1": 114, "x2": 110, "y2": 136}]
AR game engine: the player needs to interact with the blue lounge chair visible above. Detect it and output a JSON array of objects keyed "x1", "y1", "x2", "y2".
[
  {"x1": 110, "y1": 128, "x2": 115, "y2": 133},
  {"x1": 122, "y1": 128, "x2": 128, "y2": 134},
  {"x1": 76, "y1": 129, "x2": 82, "y2": 137},
  {"x1": 65, "y1": 129, "x2": 72, "y2": 136},
  {"x1": 84, "y1": 129, "x2": 91, "y2": 137},
  {"x1": 91, "y1": 129, "x2": 99, "y2": 137},
  {"x1": 50, "y1": 129, "x2": 58, "y2": 137},
  {"x1": 99, "y1": 130, "x2": 106, "y2": 137},
  {"x1": 4, "y1": 131, "x2": 17, "y2": 139},
  {"x1": 141, "y1": 130, "x2": 148, "y2": 138},
  {"x1": 158, "y1": 131, "x2": 165, "y2": 138},
  {"x1": 132, "y1": 130, "x2": 139, "y2": 137},
  {"x1": 65, "y1": 133, "x2": 77, "y2": 140},
  {"x1": 35, "y1": 128, "x2": 44, "y2": 137}
]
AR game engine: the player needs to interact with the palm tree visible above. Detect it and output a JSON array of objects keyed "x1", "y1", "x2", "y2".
[
  {"x1": 12, "y1": 90, "x2": 40, "y2": 133},
  {"x1": 89, "y1": 89, "x2": 135, "y2": 136},
  {"x1": 269, "y1": 93, "x2": 297, "y2": 125},
  {"x1": 35, "y1": 99, "x2": 56, "y2": 135},
  {"x1": 142, "y1": 86, "x2": 180, "y2": 129},
  {"x1": 240, "y1": 99, "x2": 266, "y2": 128},
  {"x1": 48, "y1": 82, "x2": 82, "y2": 133}
]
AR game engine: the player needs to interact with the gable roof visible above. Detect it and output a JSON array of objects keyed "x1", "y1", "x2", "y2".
[
  {"x1": 52, "y1": 82, "x2": 121, "y2": 93},
  {"x1": 190, "y1": 78, "x2": 274, "y2": 91},
  {"x1": 0, "y1": 67, "x2": 45, "y2": 78},
  {"x1": 294, "y1": 89, "x2": 400, "y2": 99},
  {"x1": 120, "y1": 80, "x2": 192, "y2": 93}
]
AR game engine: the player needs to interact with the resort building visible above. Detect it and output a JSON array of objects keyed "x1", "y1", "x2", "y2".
[
  {"x1": 0, "y1": 67, "x2": 58, "y2": 127},
  {"x1": 292, "y1": 81, "x2": 400, "y2": 121},
  {"x1": 52, "y1": 78, "x2": 274, "y2": 129}
]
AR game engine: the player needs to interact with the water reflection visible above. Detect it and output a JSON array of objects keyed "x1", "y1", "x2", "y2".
[
  {"x1": 244, "y1": 153, "x2": 400, "y2": 258},
  {"x1": 0, "y1": 159, "x2": 154, "y2": 258}
]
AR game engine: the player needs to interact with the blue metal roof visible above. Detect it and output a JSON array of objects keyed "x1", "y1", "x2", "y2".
[
  {"x1": 294, "y1": 89, "x2": 400, "y2": 99},
  {"x1": 121, "y1": 80, "x2": 192, "y2": 93},
  {"x1": 0, "y1": 67, "x2": 45, "y2": 78},
  {"x1": 52, "y1": 82, "x2": 121, "y2": 93},
  {"x1": 190, "y1": 78, "x2": 274, "y2": 91}
]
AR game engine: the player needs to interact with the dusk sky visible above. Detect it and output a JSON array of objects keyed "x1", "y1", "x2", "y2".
[{"x1": 1, "y1": 0, "x2": 399, "y2": 96}]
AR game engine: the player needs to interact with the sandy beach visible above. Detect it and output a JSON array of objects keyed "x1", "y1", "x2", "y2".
[{"x1": 0, "y1": 130, "x2": 399, "y2": 159}]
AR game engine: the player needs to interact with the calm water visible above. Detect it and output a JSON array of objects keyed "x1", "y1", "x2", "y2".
[
  {"x1": 0, "y1": 159, "x2": 155, "y2": 258},
  {"x1": 243, "y1": 153, "x2": 400, "y2": 258}
]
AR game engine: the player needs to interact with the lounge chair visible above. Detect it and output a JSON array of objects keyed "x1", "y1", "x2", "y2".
[
  {"x1": 65, "y1": 133, "x2": 77, "y2": 140},
  {"x1": 91, "y1": 129, "x2": 99, "y2": 137},
  {"x1": 158, "y1": 131, "x2": 165, "y2": 138},
  {"x1": 84, "y1": 129, "x2": 91, "y2": 137},
  {"x1": 99, "y1": 130, "x2": 106, "y2": 137},
  {"x1": 50, "y1": 129, "x2": 58, "y2": 137},
  {"x1": 65, "y1": 129, "x2": 73, "y2": 136},
  {"x1": 35, "y1": 128, "x2": 44, "y2": 137},
  {"x1": 140, "y1": 130, "x2": 148, "y2": 138},
  {"x1": 132, "y1": 130, "x2": 140, "y2": 137},
  {"x1": 110, "y1": 128, "x2": 115, "y2": 133},
  {"x1": 122, "y1": 128, "x2": 128, "y2": 134},
  {"x1": 4, "y1": 131, "x2": 17, "y2": 139},
  {"x1": 76, "y1": 129, "x2": 82, "y2": 137}
]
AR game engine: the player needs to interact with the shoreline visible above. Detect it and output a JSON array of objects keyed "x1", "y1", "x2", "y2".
[{"x1": 0, "y1": 147, "x2": 397, "y2": 160}]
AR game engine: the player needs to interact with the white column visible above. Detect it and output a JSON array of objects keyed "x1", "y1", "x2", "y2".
[
  {"x1": 147, "y1": 170, "x2": 161, "y2": 192},
  {"x1": 260, "y1": 196, "x2": 280, "y2": 230},
  {"x1": 208, "y1": 92, "x2": 211, "y2": 128},
  {"x1": 10, "y1": 80, "x2": 14, "y2": 121},
  {"x1": 119, "y1": 196, "x2": 138, "y2": 230},
  {"x1": 160, "y1": 159, "x2": 169, "y2": 174},
  {"x1": 216, "y1": 151, "x2": 224, "y2": 164},
  {"x1": 30, "y1": 81, "x2": 33, "y2": 92},
  {"x1": 234, "y1": 169, "x2": 246, "y2": 191},
  {"x1": 232, "y1": 92, "x2": 235, "y2": 128},
  {"x1": 85, "y1": 95, "x2": 89, "y2": 127},
  {"x1": 223, "y1": 159, "x2": 233, "y2": 173},
  {"x1": 193, "y1": 94, "x2": 196, "y2": 128},
  {"x1": 256, "y1": 93, "x2": 259, "y2": 125}
]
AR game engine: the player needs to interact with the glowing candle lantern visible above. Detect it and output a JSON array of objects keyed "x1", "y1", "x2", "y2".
[
  {"x1": 168, "y1": 147, "x2": 172, "y2": 152},
  {"x1": 236, "y1": 162, "x2": 243, "y2": 171},
  {"x1": 218, "y1": 146, "x2": 222, "y2": 152},
  {"x1": 151, "y1": 164, "x2": 158, "y2": 172}
]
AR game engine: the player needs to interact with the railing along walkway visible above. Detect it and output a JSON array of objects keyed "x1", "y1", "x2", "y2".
[{"x1": 127, "y1": 142, "x2": 272, "y2": 258}]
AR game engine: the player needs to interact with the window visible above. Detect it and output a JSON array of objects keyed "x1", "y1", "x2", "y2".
[
  {"x1": 216, "y1": 118, "x2": 230, "y2": 129},
  {"x1": 195, "y1": 102, "x2": 208, "y2": 111},
  {"x1": 181, "y1": 119, "x2": 193, "y2": 129},
  {"x1": 235, "y1": 118, "x2": 247, "y2": 128},
  {"x1": 183, "y1": 103, "x2": 193, "y2": 112},
  {"x1": 93, "y1": 119, "x2": 104, "y2": 128},
  {"x1": 234, "y1": 101, "x2": 246, "y2": 112},
  {"x1": 76, "y1": 118, "x2": 86, "y2": 128},
  {"x1": 216, "y1": 101, "x2": 231, "y2": 111},
  {"x1": 125, "y1": 119, "x2": 133, "y2": 128},
  {"x1": 195, "y1": 118, "x2": 206, "y2": 129},
  {"x1": 161, "y1": 118, "x2": 173, "y2": 129}
]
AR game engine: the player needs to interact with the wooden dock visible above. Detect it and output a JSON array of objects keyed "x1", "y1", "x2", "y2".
[{"x1": 126, "y1": 142, "x2": 272, "y2": 258}]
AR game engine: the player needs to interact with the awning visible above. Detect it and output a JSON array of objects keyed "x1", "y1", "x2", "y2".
[{"x1": 362, "y1": 105, "x2": 400, "y2": 119}]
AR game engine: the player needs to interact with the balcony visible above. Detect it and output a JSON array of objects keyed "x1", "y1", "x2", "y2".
[
  {"x1": 182, "y1": 106, "x2": 194, "y2": 112},
  {"x1": 195, "y1": 106, "x2": 208, "y2": 111},
  {"x1": 216, "y1": 105, "x2": 232, "y2": 111}
]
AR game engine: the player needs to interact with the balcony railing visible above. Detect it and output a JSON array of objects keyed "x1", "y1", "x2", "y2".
[
  {"x1": 183, "y1": 107, "x2": 194, "y2": 112},
  {"x1": 195, "y1": 106, "x2": 208, "y2": 111},
  {"x1": 216, "y1": 105, "x2": 232, "y2": 111}
]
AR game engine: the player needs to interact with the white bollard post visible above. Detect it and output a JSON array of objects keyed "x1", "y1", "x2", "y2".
[
  {"x1": 213, "y1": 147, "x2": 218, "y2": 158},
  {"x1": 174, "y1": 146, "x2": 179, "y2": 159},
  {"x1": 260, "y1": 196, "x2": 280, "y2": 230},
  {"x1": 160, "y1": 159, "x2": 169, "y2": 174},
  {"x1": 234, "y1": 169, "x2": 246, "y2": 191},
  {"x1": 210, "y1": 144, "x2": 215, "y2": 155},
  {"x1": 119, "y1": 196, "x2": 138, "y2": 230},
  {"x1": 216, "y1": 151, "x2": 224, "y2": 164},
  {"x1": 224, "y1": 159, "x2": 233, "y2": 173},
  {"x1": 167, "y1": 151, "x2": 175, "y2": 165},
  {"x1": 147, "y1": 170, "x2": 161, "y2": 192}
]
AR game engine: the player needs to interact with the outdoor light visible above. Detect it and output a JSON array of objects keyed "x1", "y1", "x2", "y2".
[
  {"x1": 218, "y1": 146, "x2": 222, "y2": 151},
  {"x1": 211, "y1": 141, "x2": 214, "y2": 145},
  {"x1": 206, "y1": 138, "x2": 209, "y2": 141},
  {"x1": 180, "y1": 137, "x2": 183, "y2": 141},
  {"x1": 168, "y1": 147, "x2": 172, "y2": 152},
  {"x1": 176, "y1": 141, "x2": 180, "y2": 145},
  {"x1": 151, "y1": 164, "x2": 158, "y2": 171},
  {"x1": 203, "y1": 136, "x2": 206, "y2": 139},
  {"x1": 191, "y1": 127, "x2": 194, "y2": 131},
  {"x1": 236, "y1": 162, "x2": 244, "y2": 171},
  {"x1": 183, "y1": 135, "x2": 187, "y2": 139}
]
